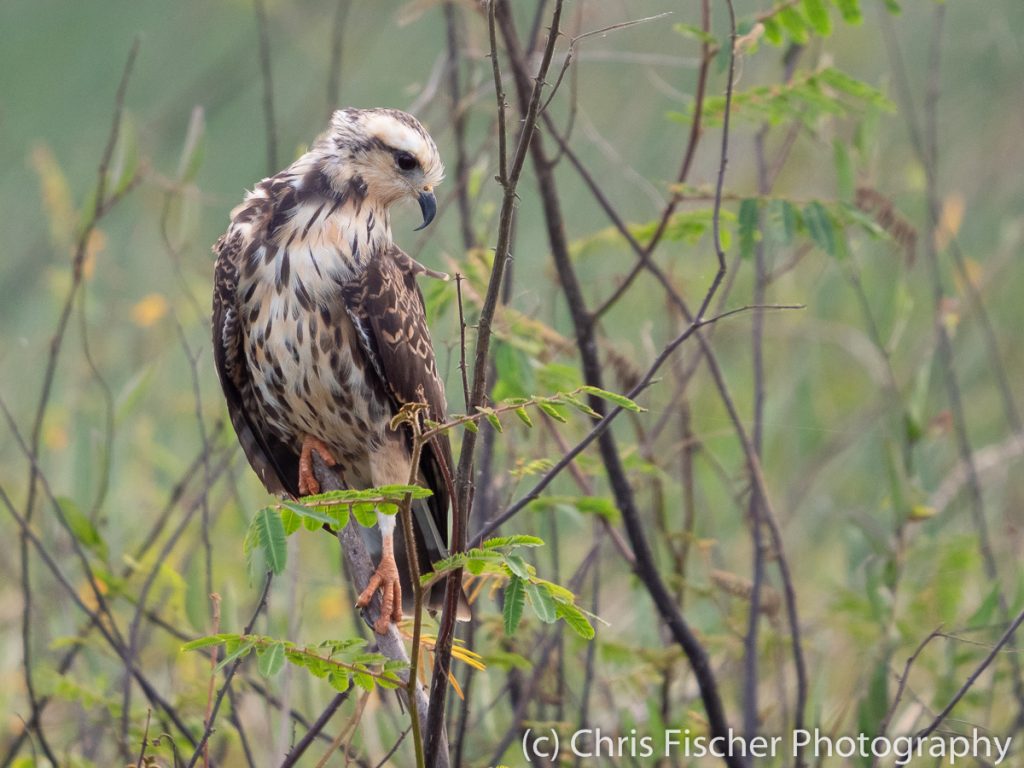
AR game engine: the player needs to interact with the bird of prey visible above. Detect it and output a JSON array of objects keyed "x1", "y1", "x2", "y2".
[{"x1": 212, "y1": 108, "x2": 466, "y2": 634}]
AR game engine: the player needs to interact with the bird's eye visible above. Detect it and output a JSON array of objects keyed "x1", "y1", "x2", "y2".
[{"x1": 394, "y1": 151, "x2": 419, "y2": 172}]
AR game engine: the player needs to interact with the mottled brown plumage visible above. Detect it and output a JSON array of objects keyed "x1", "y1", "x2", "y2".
[{"x1": 212, "y1": 108, "x2": 465, "y2": 633}]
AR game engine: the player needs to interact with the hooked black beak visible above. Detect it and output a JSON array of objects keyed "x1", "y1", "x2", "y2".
[{"x1": 414, "y1": 190, "x2": 436, "y2": 231}]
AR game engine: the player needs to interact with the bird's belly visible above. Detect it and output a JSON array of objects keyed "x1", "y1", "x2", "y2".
[{"x1": 244, "y1": 290, "x2": 391, "y2": 484}]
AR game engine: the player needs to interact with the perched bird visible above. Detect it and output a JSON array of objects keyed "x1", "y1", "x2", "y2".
[{"x1": 212, "y1": 107, "x2": 465, "y2": 634}]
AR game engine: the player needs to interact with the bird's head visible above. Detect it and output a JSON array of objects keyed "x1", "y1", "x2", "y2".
[{"x1": 321, "y1": 107, "x2": 444, "y2": 230}]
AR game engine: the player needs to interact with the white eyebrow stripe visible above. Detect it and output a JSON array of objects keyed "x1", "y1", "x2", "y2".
[{"x1": 362, "y1": 113, "x2": 425, "y2": 158}]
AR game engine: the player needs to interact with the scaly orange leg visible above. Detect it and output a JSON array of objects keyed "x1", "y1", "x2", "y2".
[
  {"x1": 357, "y1": 530, "x2": 403, "y2": 634},
  {"x1": 298, "y1": 435, "x2": 337, "y2": 496}
]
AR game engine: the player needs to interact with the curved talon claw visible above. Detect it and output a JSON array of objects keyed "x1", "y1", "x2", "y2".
[
  {"x1": 357, "y1": 549, "x2": 403, "y2": 634},
  {"x1": 298, "y1": 435, "x2": 337, "y2": 496}
]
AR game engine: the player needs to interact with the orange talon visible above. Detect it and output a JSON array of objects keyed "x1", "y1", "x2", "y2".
[
  {"x1": 298, "y1": 435, "x2": 337, "y2": 496},
  {"x1": 357, "y1": 535, "x2": 403, "y2": 634}
]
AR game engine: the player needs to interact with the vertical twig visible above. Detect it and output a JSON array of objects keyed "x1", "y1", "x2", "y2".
[
  {"x1": 444, "y1": 1, "x2": 475, "y2": 251},
  {"x1": 325, "y1": 0, "x2": 351, "y2": 113},
  {"x1": 202, "y1": 594, "x2": 222, "y2": 768},
  {"x1": 743, "y1": 123, "x2": 770, "y2": 744},
  {"x1": 743, "y1": 43, "x2": 803, "y2": 746},
  {"x1": 427, "y1": 3, "x2": 566, "y2": 765},
  {"x1": 253, "y1": 0, "x2": 278, "y2": 174},
  {"x1": 184, "y1": 573, "x2": 273, "y2": 768},
  {"x1": 135, "y1": 709, "x2": 153, "y2": 768},
  {"x1": 493, "y1": 2, "x2": 745, "y2": 764}
]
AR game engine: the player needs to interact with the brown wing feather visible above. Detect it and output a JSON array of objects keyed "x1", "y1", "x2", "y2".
[
  {"x1": 343, "y1": 246, "x2": 454, "y2": 543},
  {"x1": 212, "y1": 231, "x2": 300, "y2": 497}
]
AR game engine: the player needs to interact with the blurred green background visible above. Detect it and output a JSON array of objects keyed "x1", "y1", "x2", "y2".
[{"x1": 2, "y1": 0, "x2": 1023, "y2": 765}]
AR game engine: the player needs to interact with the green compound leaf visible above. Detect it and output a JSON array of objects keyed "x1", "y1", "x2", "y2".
[
  {"x1": 802, "y1": 0, "x2": 832, "y2": 36},
  {"x1": 257, "y1": 641, "x2": 286, "y2": 678},
  {"x1": 249, "y1": 507, "x2": 287, "y2": 576},
  {"x1": 503, "y1": 576, "x2": 526, "y2": 635},
  {"x1": 738, "y1": 198, "x2": 759, "y2": 260},
  {"x1": 525, "y1": 581, "x2": 558, "y2": 624},
  {"x1": 803, "y1": 201, "x2": 838, "y2": 257},
  {"x1": 556, "y1": 601, "x2": 596, "y2": 640},
  {"x1": 578, "y1": 385, "x2": 645, "y2": 413}
]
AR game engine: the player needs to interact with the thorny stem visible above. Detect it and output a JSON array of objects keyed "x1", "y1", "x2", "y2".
[
  {"x1": 494, "y1": 2, "x2": 745, "y2": 763},
  {"x1": 431, "y1": 2, "x2": 565, "y2": 765}
]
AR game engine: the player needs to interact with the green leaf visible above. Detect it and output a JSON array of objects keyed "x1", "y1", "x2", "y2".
[
  {"x1": 883, "y1": 439, "x2": 908, "y2": 523},
  {"x1": 802, "y1": 0, "x2": 832, "y2": 35},
  {"x1": 352, "y1": 503, "x2": 377, "y2": 528},
  {"x1": 529, "y1": 495, "x2": 620, "y2": 523},
  {"x1": 328, "y1": 670, "x2": 351, "y2": 693},
  {"x1": 374, "y1": 484, "x2": 433, "y2": 499},
  {"x1": 537, "y1": 362, "x2": 583, "y2": 393},
  {"x1": 778, "y1": 6, "x2": 810, "y2": 44},
  {"x1": 738, "y1": 198, "x2": 759, "y2": 260},
  {"x1": 514, "y1": 407, "x2": 533, "y2": 427},
  {"x1": 833, "y1": 0, "x2": 863, "y2": 24},
  {"x1": 765, "y1": 199, "x2": 797, "y2": 246},
  {"x1": 480, "y1": 408, "x2": 503, "y2": 432},
  {"x1": 250, "y1": 507, "x2": 287, "y2": 575},
  {"x1": 281, "y1": 501, "x2": 336, "y2": 527},
  {"x1": 573, "y1": 496, "x2": 621, "y2": 522},
  {"x1": 176, "y1": 106, "x2": 206, "y2": 184},
  {"x1": 57, "y1": 496, "x2": 108, "y2": 561},
  {"x1": 578, "y1": 385, "x2": 644, "y2": 413},
  {"x1": 182, "y1": 633, "x2": 237, "y2": 652},
  {"x1": 492, "y1": 341, "x2": 534, "y2": 401},
  {"x1": 216, "y1": 637, "x2": 256, "y2": 672},
  {"x1": 673, "y1": 22, "x2": 716, "y2": 45},
  {"x1": 762, "y1": 16, "x2": 784, "y2": 46},
  {"x1": 537, "y1": 401, "x2": 568, "y2": 423},
  {"x1": 816, "y1": 69, "x2": 893, "y2": 111},
  {"x1": 555, "y1": 601, "x2": 596, "y2": 640},
  {"x1": 257, "y1": 642, "x2": 286, "y2": 678},
  {"x1": 503, "y1": 554, "x2": 532, "y2": 580},
  {"x1": 803, "y1": 201, "x2": 837, "y2": 257},
  {"x1": 857, "y1": 652, "x2": 889, "y2": 740},
  {"x1": 353, "y1": 670, "x2": 375, "y2": 691},
  {"x1": 110, "y1": 112, "x2": 139, "y2": 197},
  {"x1": 525, "y1": 581, "x2": 557, "y2": 623},
  {"x1": 330, "y1": 505, "x2": 350, "y2": 530},
  {"x1": 558, "y1": 392, "x2": 600, "y2": 419},
  {"x1": 280, "y1": 506, "x2": 303, "y2": 536},
  {"x1": 503, "y1": 576, "x2": 526, "y2": 635},
  {"x1": 536, "y1": 579, "x2": 576, "y2": 603},
  {"x1": 482, "y1": 535, "x2": 544, "y2": 549},
  {"x1": 463, "y1": 419, "x2": 479, "y2": 434},
  {"x1": 243, "y1": 520, "x2": 264, "y2": 584},
  {"x1": 833, "y1": 139, "x2": 854, "y2": 201}
]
